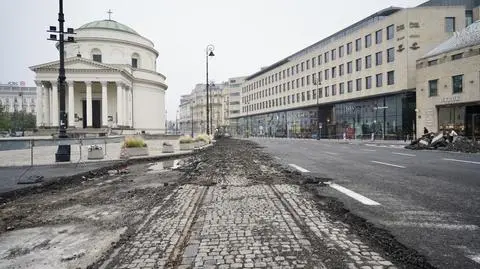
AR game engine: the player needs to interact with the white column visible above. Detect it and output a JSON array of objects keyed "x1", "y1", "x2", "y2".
[
  {"x1": 123, "y1": 85, "x2": 128, "y2": 127},
  {"x1": 68, "y1": 81, "x2": 75, "y2": 128},
  {"x1": 43, "y1": 86, "x2": 49, "y2": 126},
  {"x1": 86, "y1": 81, "x2": 93, "y2": 127},
  {"x1": 116, "y1": 82, "x2": 123, "y2": 126},
  {"x1": 51, "y1": 81, "x2": 59, "y2": 127},
  {"x1": 35, "y1": 81, "x2": 43, "y2": 127},
  {"x1": 128, "y1": 88, "x2": 133, "y2": 127},
  {"x1": 101, "y1": 81, "x2": 108, "y2": 127},
  {"x1": 124, "y1": 86, "x2": 130, "y2": 127}
]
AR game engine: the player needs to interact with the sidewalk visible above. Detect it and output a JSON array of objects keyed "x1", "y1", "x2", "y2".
[{"x1": 0, "y1": 143, "x2": 211, "y2": 196}]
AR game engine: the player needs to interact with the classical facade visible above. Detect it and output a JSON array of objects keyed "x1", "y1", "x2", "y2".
[
  {"x1": 238, "y1": 0, "x2": 479, "y2": 139},
  {"x1": 30, "y1": 19, "x2": 168, "y2": 133},
  {"x1": 415, "y1": 20, "x2": 480, "y2": 138},
  {"x1": 0, "y1": 84, "x2": 36, "y2": 114},
  {"x1": 178, "y1": 83, "x2": 226, "y2": 136}
]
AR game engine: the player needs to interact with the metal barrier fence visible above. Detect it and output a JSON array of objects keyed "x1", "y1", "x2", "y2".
[{"x1": 0, "y1": 136, "x2": 124, "y2": 167}]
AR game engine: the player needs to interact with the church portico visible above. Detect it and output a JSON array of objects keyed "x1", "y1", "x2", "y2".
[{"x1": 31, "y1": 18, "x2": 167, "y2": 133}]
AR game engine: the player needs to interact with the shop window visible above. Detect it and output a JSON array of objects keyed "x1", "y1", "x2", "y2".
[{"x1": 452, "y1": 75, "x2": 463, "y2": 93}]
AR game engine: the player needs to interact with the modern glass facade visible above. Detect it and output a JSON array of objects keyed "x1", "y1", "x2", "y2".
[{"x1": 239, "y1": 92, "x2": 416, "y2": 140}]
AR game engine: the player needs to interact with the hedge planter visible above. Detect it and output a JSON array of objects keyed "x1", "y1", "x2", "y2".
[
  {"x1": 180, "y1": 143, "x2": 193, "y2": 151},
  {"x1": 194, "y1": 141, "x2": 204, "y2": 148},
  {"x1": 124, "y1": 147, "x2": 149, "y2": 158},
  {"x1": 87, "y1": 148, "x2": 104, "y2": 160},
  {"x1": 162, "y1": 144, "x2": 175, "y2": 153}
]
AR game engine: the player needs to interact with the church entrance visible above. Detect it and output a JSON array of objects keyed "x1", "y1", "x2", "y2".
[{"x1": 82, "y1": 100, "x2": 101, "y2": 128}]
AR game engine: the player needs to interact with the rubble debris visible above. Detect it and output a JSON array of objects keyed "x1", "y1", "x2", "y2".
[
  {"x1": 17, "y1": 175, "x2": 44, "y2": 185},
  {"x1": 405, "y1": 132, "x2": 480, "y2": 153}
]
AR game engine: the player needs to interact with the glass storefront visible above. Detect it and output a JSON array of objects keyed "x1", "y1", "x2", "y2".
[
  {"x1": 239, "y1": 92, "x2": 416, "y2": 140},
  {"x1": 438, "y1": 104, "x2": 480, "y2": 138}
]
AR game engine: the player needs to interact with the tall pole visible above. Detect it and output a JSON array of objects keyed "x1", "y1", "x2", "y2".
[
  {"x1": 205, "y1": 44, "x2": 215, "y2": 135},
  {"x1": 206, "y1": 53, "x2": 210, "y2": 135},
  {"x1": 191, "y1": 107, "x2": 194, "y2": 137}
]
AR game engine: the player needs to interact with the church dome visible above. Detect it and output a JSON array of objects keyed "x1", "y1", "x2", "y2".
[
  {"x1": 78, "y1": 19, "x2": 140, "y2": 36},
  {"x1": 423, "y1": 20, "x2": 480, "y2": 58}
]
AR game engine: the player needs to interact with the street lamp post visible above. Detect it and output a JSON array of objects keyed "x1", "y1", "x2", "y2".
[
  {"x1": 205, "y1": 44, "x2": 215, "y2": 135},
  {"x1": 47, "y1": 0, "x2": 76, "y2": 162},
  {"x1": 191, "y1": 107, "x2": 194, "y2": 137}
]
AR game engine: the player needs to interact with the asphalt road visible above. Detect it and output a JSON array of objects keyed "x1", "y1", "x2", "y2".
[{"x1": 250, "y1": 137, "x2": 480, "y2": 269}]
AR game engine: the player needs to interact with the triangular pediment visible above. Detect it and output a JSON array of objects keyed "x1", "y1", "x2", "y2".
[{"x1": 30, "y1": 57, "x2": 120, "y2": 72}]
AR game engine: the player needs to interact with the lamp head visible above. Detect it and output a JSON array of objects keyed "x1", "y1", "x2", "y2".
[{"x1": 208, "y1": 51, "x2": 215, "y2": 57}]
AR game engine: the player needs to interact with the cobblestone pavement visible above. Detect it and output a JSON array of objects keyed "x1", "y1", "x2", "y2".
[{"x1": 101, "y1": 139, "x2": 407, "y2": 269}]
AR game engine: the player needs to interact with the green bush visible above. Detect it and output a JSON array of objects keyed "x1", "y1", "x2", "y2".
[
  {"x1": 196, "y1": 134, "x2": 210, "y2": 143},
  {"x1": 123, "y1": 137, "x2": 147, "y2": 148}
]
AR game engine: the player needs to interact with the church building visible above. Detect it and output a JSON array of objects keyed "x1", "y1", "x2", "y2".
[{"x1": 30, "y1": 18, "x2": 168, "y2": 133}]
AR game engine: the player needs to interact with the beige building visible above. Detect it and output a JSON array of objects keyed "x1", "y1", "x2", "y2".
[
  {"x1": 415, "y1": 20, "x2": 480, "y2": 138},
  {"x1": 178, "y1": 83, "x2": 226, "y2": 136},
  {"x1": 223, "y1": 76, "x2": 246, "y2": 135},
  {"x1": 239, "y1": 0, "x2": 479, "y2": 139}
]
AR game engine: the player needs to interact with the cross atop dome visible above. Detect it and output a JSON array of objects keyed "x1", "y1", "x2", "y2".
[{"x1": 107, "y1": 9, "x2": 113, "y2": 20}]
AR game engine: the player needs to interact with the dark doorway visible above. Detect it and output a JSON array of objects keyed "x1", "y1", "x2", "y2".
[{"x1": 82, "y1": 100, "x2": 102, "y2": 128}]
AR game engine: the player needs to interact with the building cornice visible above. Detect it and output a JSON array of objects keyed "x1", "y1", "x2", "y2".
[{"x1": 74, "y1": 37, "x2": 159, "y2": 57}]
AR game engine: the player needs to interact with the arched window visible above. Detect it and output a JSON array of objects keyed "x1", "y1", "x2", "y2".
[
  {"x1": 131, "y1": 53, "x2": 140, "y2": 68},
  {"x1": 91, "y1": 48, "x2": 102, "y2": 63}
]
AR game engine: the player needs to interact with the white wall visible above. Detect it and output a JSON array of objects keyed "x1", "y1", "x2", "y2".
[{"x1": 133, "y1": 83, "x2": 165, "y2": 132}]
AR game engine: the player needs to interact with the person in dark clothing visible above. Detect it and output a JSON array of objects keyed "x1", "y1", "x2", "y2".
[{"x1": 424, "y1": 127, "x2": 429, "y2": 134}]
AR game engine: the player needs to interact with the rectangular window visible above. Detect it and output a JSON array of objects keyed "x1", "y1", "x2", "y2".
[
  {"x1": 339, "y1": 45, "x2": 344, "y2": 58},
  {"x1": 347, "y1": 81, "x2": 353, "y2": 93},
  {"x1": 296, "y1": 79, "x2": 299, "y2": 88},
  {"x1": 292, "y1": 94, "x2": 295, "y2": 103},
  {"x1": 375, "y1": 29, "x2": 383, "y2": 44},
  {"x1": 387, "y1": 71, "x2": 395, "y2": 85},
  {"x1": 445, "y1": 17, "x2": 456, "y2": 32},
  {"x1": 93, "y1": 54, "x2": 102, "y2": 63},
  {"x1": 131, "y1": 58, "x2": 138, "y2": 68},
  {"x1": 452, "y1": 75, "x2": 463, "y2": 93},
  {"x1": 297, "y1": 93, "x2": 300, "y2": 102},
  {"x1": 366, "y1": 76, "x2": 372, "y2": 89},
  {"x1": 347, "y1": 61, "x2": 352, "y2": 74},
  {"x1": 301, "y1": 77, "x2": 305, "y2": 87},
  {"x1": 347, "y1": 42, "x2": 353, "y2": 55},
  {"x1": 307, "y1": 90, "x2": 311, "y2": 101},
  {"x1": 312, "y1": 57, "x2": 316, "y2": 68},
  {"x1": 356, "y1": 78, "x2": 362, "y2": 91},
  {"x1": 296, "y1": 64, "x2": 299, "y2": 74},
  {"x1": 319, "y1": 71, "x2": 322, "y2": 82},
  {"x1": 466, "y1": 10, "x2": 473, "y2": 26},
  {"x1": 339, "y1": 64, "x2": 344, "y2": 76},
  {"x1": 318, "y1": 55, "x2": 322, "y2": 65},
  {"x1": 306, "y1": 60, "x2": 310, "y2": 70},
  {"x1": 339, "y1": 82, "x2": 345, "y2": 94},
  {"x1": 428, "y1": 59, "x2": 438, "y2": 66},
  {"x1": 306, "y1": 75, "x2": 310, "y2": 85},
  {"x1": 452, "y1": 53, "x2": 463, "y2": 60},
  {"x1": 365, "y1": 34, "x2": 372, "y2": 48},
  {"x1": 331, "y1": 49, "x2": 336, "y2": 61},
  {"x1": 331, "y1": 67, "x2": 336, "y2": 78},
  {"x1": 312, "y1": 89, "x2": 316, "y2": 99},
  {"x1": 283, "y1": 96, "x2": 286, "y2": 105},
  {"x1": 387, "y1": 24, "x2": 395, "y2": 40},
  {"x1": 312, "y1": 73, "x2": 316, "y2": 84},
  {"x1": 356, "y1": 58, "x2": 362, "y2": 71},
  {"x1": 324, "y1": 51, "x2": 329, "y2": 63},
  {"x1": 355, "y1": 38, "x2": 362, "y2": 51},
  {"x1": 376, "y1": 73, "x2": 383, "y2": 87},
  {"x1": 332, "y1": 84, "x2": 336, "y2": 96},
  {"x1": 365, "y1": 55, "x2": 372, "y2": 69},
  {"x1": 288, "y1": 95, "x2": 291, "y2": 104},
  {"x1": 319, "y1": 87, "x2": 323, "y2": 98},
  {"x1": 387, "y1": 48, "x2": 395, "y2": 63},
  {"x1": 376, "y1": 51, "x2": 383, "y2": 65},
  {"x1": 325, "y1": 69, "x2": 329, "y2": 80},
  {"x1": 283, "y1": 70, "x2": 286, "y2": 78},
  {"x1": 429, "y1": 79, "x2": 438, "y2": 97},
  {"x1": 301, "y1": 62, "x2": 304, "y2": 72},
  {"x1": 301, "y1": 92, "x2": 305, "y2": 102},
  {"x1": 325, "y1": 86, "x2": 330, "y2": 97}
]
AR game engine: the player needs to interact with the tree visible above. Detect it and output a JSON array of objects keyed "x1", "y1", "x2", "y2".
[{"x1": 0, "y1": 104, "x2": 11, "y2": 131}]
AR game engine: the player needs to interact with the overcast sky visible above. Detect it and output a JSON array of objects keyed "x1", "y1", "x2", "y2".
[{"x1": 0, "y1": 0, "x2": 427, "y2": 120}]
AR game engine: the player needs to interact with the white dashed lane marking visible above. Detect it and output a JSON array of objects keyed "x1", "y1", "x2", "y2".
[
  {"x1": 443, "y1": 158, "x2": 480, "y2": 165},
  {"x1": 288, "y1": 163, "x2": 310, "y2": 173},
  {"x1": 361, "y1": 149, "x2": 377, "y2": 152},
  {"x1": 371, "y1": 161, "x2": 406, "y2": 169},
  {"x1": 392, "y1": 152, "x2": 416, "y2": 157},
  {"x1": 325, "y1": 182, "x2": 381, "y2": 206},
  {"x1": 323, "y1": 151, "x2": 339, "y2": 155}
]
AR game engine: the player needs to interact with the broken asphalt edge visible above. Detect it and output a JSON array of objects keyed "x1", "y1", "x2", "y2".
[{"x1": 0, "y1": 144, "x2": 214, "y2": 202}]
